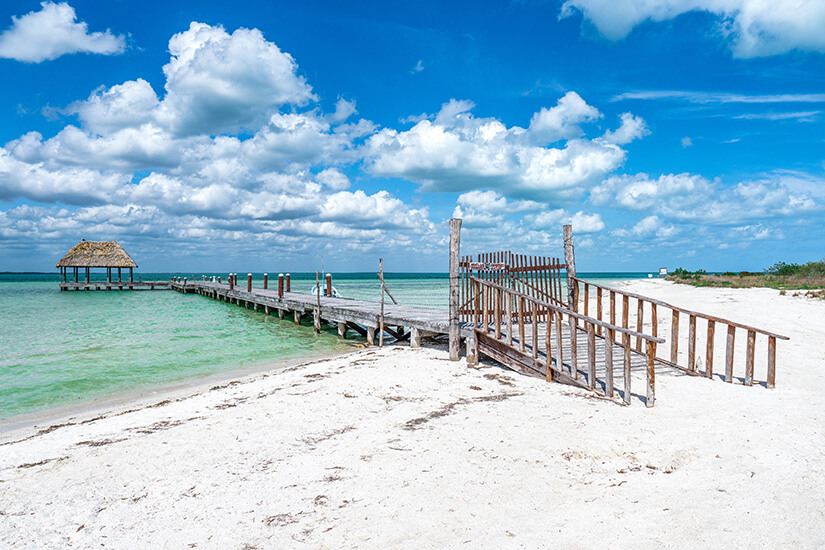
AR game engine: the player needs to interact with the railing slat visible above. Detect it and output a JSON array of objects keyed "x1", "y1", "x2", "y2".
[
  {"x1": 555, "y1": 310, "x2": 564, "y2": 374},
  {"x1": 745, "y1": 329, "x2": 756, "y2": 386},
  {"x1": 495, "y1": 287, "x2": 502, "y2": 339},
  {"x1": 767, "y1": 336, "x2": 777, "y2": 389},
  {"x1": 725, "y1": 325, "x2": 735, "y2": 383},
  {"x1": 545, "y1": 311, "x2": 553, "y2": 381},
  {"x1": 519, "y1": 297, "x2": 526, "y2": 353},
  {"x1": 646, "y1": 341, "x2": 656, "y2": 408},
  {"x1": 623, "y1": 333, "x2": 631, "y2": 405},
  {"x1": 605, "y1": 328, "x2": 615, "y2": 398},
  {"x1": 596, "y1": 288, "x2": 603, "y2": 337},
  {"x1": 706, "y1": 320, "x2": 715, "y2": 379},
  {"x1": 506, "y1": 291, "x2": 513, "y2": 346},
  {"x1": 688, "y1": 314, "x2": 697, "y2": 372},
  {"x1": 670, "y1": 310, "x2": 680, "y2": 364},
  {"x1": 635, "y1": 299, "x2": 644, "y2": 352},
  {"x1": 587, "y1": 323, "x2": 596, "y2": 390},
  {"x1": 532, "y1": 302, "x2": 539, "y2": 359}
]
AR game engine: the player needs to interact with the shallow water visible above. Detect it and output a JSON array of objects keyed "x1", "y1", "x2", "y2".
[{"x1": 0, "y1": 271, "x2": 648, "y2": 420}]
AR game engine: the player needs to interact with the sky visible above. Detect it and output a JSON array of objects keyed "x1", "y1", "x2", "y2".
[{"x1": 0, "y1": 0, "x2": 824, "y2": 273}]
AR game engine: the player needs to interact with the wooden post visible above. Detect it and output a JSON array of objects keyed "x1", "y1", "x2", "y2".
[
  {"x1": 326, "y1": 273, "x2": 332, "y2": 297},
  {"x1": 118, "y1": 267, "x2": 122, "y2": 282},
  {"x1": 263, "y1": 273, "x2": 268, "y2": 290},
  {"x1": 767, "y1": 336, "x2": 777, "y2": 389},
  {"x1": 411, "y1": 327, "x2": 421, "y2": 348},
  {"x1": 338, "y1": 322, "x2": 347, "y2": 339},
  {"x1": 587, "y1": 322, "x2": 596, "y2": 390},
  {"x1": 725, "y1": 325, "x2": 735, "y2": 383},
  {"x1": 688, "y1": 314, "x2": 697, "y2": 371},
  {"x1": 85, "y1": 267, "x2": 89, "y2": 283},
  {"x1": 278, "y1": 274, "x2": 284, "y2": 298},
  {"x1": 706, "y1": 320, "x2": 716, "y2": 379},
  {"x1": 466, "y1": 329, "x2": 478, "y2": 365},
  {"x1": 247, "y1": 273, "x2": 252, "y2": 293},
  {"x1": 229, "y1": 274, "x2": 234, "y2": 290},
  {"x1": 449, "y1": 218, "x2": 462, "y2": 361},
  {"x1": 366, "y1": 326, "x2": 375, "y2": 346},
  {"x1": 314, "y1": 271, "x2": 321, "y2": 333},
  {"x1": 670, "y1": 310, "x2": 679, "y2": 364},
  {"x1": 379, "y1": 259, "x2": 385, "y2": 347},
  {"x1": 622, "y1": 333, "x2": 631, "y2": 405},
  {"x1": 294, "y1": 311, "x2": 301, "y2": 325},
  {"x1": 605, "y1": 328, "x2": 615, "y2": 398},
  {"x1": 646, "y1": 341, "x2": 656, "y2": 407},
  {"x1": 745, "y1": 330, "x2": 756, "y2": 386},
  {"x1": 563, "y1": 224, "x2": 576, "y2": 309},
  {"x1": 285, "y1": 273, "x2": 290, "y2": 292}
]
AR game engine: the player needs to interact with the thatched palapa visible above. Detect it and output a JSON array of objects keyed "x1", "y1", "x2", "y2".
[{"x1": 56, "y1": 240, "x2": 137, "y2": 268}]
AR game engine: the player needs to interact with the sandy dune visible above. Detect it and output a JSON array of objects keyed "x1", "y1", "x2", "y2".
[{"x1": 1, "y1": 279, "x2": 823, "y2": 548}]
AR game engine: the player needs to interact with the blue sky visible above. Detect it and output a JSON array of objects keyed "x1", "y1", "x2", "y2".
[{"x1": 1, "y1": 0, "x2": 824, "y2": 273}]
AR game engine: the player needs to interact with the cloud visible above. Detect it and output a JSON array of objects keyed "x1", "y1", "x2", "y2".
[
  {"x1": 613, "y1": 215, "x2": 678, "y2": 239},
  {"x1": 0, "y1": 2, "x2": 125, "y2": 63},
  {"x1": 612, "y1": 90, "x2": 825, "y2": 104},
  {"x1": 591, "y1": 172, "x2": 820, "y2": 224},
  {"x1": 734, "y1": 111, "x2": 820, "y2": 121},
  {"x1": 601, "y1": 112, "x2": 650, "y2": 145},
  {"x1": 411, "y1": 59, "x2": 424, "y2": 73},
  {"x1": 560, "y1": 0, "x2": 825, "y2": 57},
  {"x1": 681, "y1": 136, "x2": 693, "y2": 148},
  {"x1": 365, "y1": 96, "x2": 643, "y2": 200},
  {"x1": 452, "y1": 190, "x2": 542, "y2": 228},
  {"x1": 528, "y1": 91, "x2": 601, "y2": 144}
]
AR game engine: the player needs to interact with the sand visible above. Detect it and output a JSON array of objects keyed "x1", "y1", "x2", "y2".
[{"x1": 1, "y1": 279, "x2": 824, "y2": 548}]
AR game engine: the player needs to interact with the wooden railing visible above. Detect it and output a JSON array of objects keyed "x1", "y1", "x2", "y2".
[
  {"x1": 570, "y1": 277, "x2": 789, "y2": 388},
  {"x1": 470, "y1": 276, "x2": 665, "y2": 406}
]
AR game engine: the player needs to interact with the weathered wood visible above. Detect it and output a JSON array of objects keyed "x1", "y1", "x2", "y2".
[
  {"x1": 449, "y1": 218, "x2": 462, "y2": 361},
  {"x1": 670, "y1": 310, "x2": 680, "y2": 364},
  {"x1": 466, "y1": 329, "x2": 478, "y2": 365},
  {"x1": 278, "y1": 274, "x2": 284, "y2": 298},
  {"x1": 379, "y1": 259, "x2": 385, "y2": 347},
  {"x1": 706, "y1": 320, "x2": 715, "y2": 378},
  {"x1": 263, "y1": 273, "x2": 268, "y2": 290},
  {"x1": 411, "y1": 326, "x2": 422, "y2": 348},
  {"x1": 725, "y1": 325, "x2": 735, "y2": 383},
  {"x1": 337, "y1": 322, "x2": 347, "y2": 339},
  {"x1": 495, "y1": 287, "x2": 502, "y2": 339},
  {"x1": 767, "y1": 336, "x2": 776, "y2": 389},
  {"x1": 688, "y1": 314, "x2": 697, "y2": 372},
  {"x1": 605, "y1": 328, "x2": 615, "y2": 397},
  {"x1": 293, "y1": 310, "x2": 301, "y2": 325},
  {"x1": 519, "y1": 297, "x2": 526, "y2": 353},
  {"x1": 635, "y1": 299, "x2": 644, "y2": 352},
  {"x1": 247, "y1": 273, "x2": 252, "y2": 293},
  {"x1": 745, "y1": 329, "x2": 756, "y2": 386},
  {"x1": 596, "y1": 287, "x2": 603, "y2": 336},
  {"x1": 315, "y1": 271, "x2": 321, "y2": 333},
  {"x1": 506, "y1": 292, "x2": 513, "y2": 346},
  {"x1": 646, "y1": 341, "x2": 656, "y2": 408},
  {"x1": 571, "y1": 277, "x2": 790, "y2": 341},
  {"x1": 563, "y1": 224, "x2": 576, "y2": 308},
  {"x1": 545, "y1": 313, "x2": 553, "y2": 381},
  {"x1": 285, "y1": 273, "x2": 291, "y2": 292},
  {"x1": 532, "y1": 302, "x2": 538, "y2": 359},
  {"x1": 587, "y1": 322, "x2": 596, "y2": 390},
  {"x1": 622, "y1": 333, "x2": 631, "y2": 405},
  {"x1": 366, "y1": 326, "x2": 375, "y2": 346}
]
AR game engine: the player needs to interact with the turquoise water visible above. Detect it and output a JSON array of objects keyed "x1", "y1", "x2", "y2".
[{"x1": 0, "y1": 272, "x2": 648, "y2": 420}]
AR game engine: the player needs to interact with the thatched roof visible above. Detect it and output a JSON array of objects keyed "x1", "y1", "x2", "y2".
[{"x1": 55, "y1": 240, "x2": 138, "y2": 268}]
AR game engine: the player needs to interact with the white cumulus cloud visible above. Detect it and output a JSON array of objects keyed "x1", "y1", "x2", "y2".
[
  {"x1": 561, "y1": 0, "x2": 825, "y2": 58},
  {"x1": 0, "y1": 2, "x2": 125, "y2": 63}
]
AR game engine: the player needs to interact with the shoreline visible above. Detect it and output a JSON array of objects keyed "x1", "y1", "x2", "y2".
[{"x1": 0, "y1": 346, "x2": 360, "y2": 437}]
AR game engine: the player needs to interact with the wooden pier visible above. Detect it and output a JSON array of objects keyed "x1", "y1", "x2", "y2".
[
  {"x1": 170, "y1": 277, "x2": 471, "y2": 347},
  {"x1": 61, "y1": 222, "x2": 789, "y2": 407}
]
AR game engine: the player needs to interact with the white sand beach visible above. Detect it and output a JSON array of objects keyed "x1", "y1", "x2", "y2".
[{"x1": 1, "y1": 279, "x2": 824, "y2": 548}]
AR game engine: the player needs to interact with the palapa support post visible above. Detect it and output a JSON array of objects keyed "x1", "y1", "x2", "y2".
[
  {"x1": 278, "y1": 274, "x2": 284, "y2": 298},
  {"x1": 247, "y1": 273, "x2": 252, "y2": 292},
  {"x1": 563, "y1": 224, "x2": 577, "y2": 310},
  {"x1": 449, "y1": 218, "x2": 462, "y2": 361},
  {"x1": 326, "y1": 273, "x2": 332, "y2": 297},
  {"x1": 263, "y1": 273, "x2": 268, "y2": 290},
  {"x1": 129, "y1": 267, "x2": 133, "y2": 283},
  {"x1": 285, "y1": 273, "x2": 291, "y2": 292}
]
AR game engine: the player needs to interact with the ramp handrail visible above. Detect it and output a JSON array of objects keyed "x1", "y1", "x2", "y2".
[
  {"x1": 570, "y1": 277, "x2": 788, "y2": 388},
  {"x1": 470, "y1": 276, "x2": 663, "y2": 406}
]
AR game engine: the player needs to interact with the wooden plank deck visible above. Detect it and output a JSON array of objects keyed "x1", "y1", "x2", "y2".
[
  {"x1": 172, "y1": 279, "x2": 680, "y2": 404},
  {"x1": 476, "y1": 320, "x2": 684, "y2": 403}
]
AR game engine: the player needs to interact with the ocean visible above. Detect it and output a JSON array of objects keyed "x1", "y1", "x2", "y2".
[{"x1": 0, "y1": 271, "x2": 650, "y2": 421}]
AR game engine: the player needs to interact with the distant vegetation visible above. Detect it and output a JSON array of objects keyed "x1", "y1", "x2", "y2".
[{"x1": 666, "y1": 260, "x2": 825, "y2": 299}]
